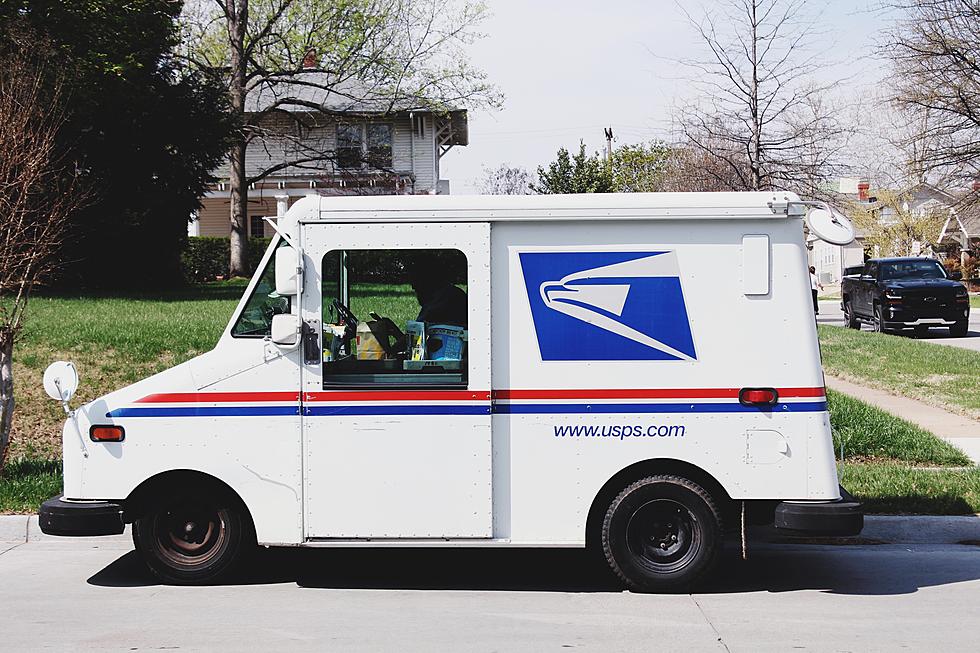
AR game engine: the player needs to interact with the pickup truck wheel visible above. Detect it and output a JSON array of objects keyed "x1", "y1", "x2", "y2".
[
  {"x1": 873, "y1": 305, "x2": 887, "y2": 334},
  {"x1": 133, "y1": 492, "x2": 250, "y2": 585},
  {"x1": 843, "y1": 301, "x2": 860, "y2": 329},
  {"x1": 950, "y1": 321, "x2": 969, "y2": 337},
  {"x1": 601, "y1": 475, "x2": 722, "y2": 593}
]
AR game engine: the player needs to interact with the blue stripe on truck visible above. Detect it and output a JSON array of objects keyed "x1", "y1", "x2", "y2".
[{"x1": 107, "y1": 401, "x2": 826, "y2": 418}]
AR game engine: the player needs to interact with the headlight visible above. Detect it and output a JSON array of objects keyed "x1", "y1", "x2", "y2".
[
  {"x1": 955, "y1": 287, "x2": 968, "y2": 297},
  {"x1": 885, "y1": 290, "x2": 902, "y2": 299}
]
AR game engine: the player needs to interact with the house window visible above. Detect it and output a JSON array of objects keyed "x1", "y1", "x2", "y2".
[
  {"x1": 336, "y1": 123, "x2": 393, "y2": 170},
  {"x1": 249, "y1": 215, "x2": 265, "y2": 237},
  {"x1": 366, "y1": 124, "x2": 393, "y2": 168},
  {"x1": 413, "y1": 114, "x2": 425, "y2": 138},
  {"x1": 321, "y1": 248, "x2": 468, "y2": 387},
  {"x1": 336, "y1": 124, "x2": 363, "y2": 169}
]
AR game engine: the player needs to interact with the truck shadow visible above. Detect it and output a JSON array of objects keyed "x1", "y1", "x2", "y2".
[{"x1": 87, "y1": 539, "x2": 980, "y2": 596}]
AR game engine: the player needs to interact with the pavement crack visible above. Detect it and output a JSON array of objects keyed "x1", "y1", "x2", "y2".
[{"x1": 692, "y1": 595, "x2": 731, "y2": 653}]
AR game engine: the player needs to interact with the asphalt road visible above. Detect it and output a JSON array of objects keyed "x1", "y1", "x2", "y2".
[
  {"x1": 3, "y1": 532, "x2": 980, "y2": 651},
  {"x1": 817, "y1": 299, "x2": 980, "y2": 352}
]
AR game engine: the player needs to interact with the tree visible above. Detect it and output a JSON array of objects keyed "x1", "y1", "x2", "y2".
[
  {"x1": 182, "y1": 0, "x2": 498, "y2": 276},
  {"x1": 675, "y1": 0, "x2": 848, "y2": 193},
  {"x1": 478, "y1": 164, "x2": 534, "y2": 195},
  {"x1": 610, "y1": 141, "x2": 671, "y2": 192},
  {"x1": 848, "y1": 189, "x2": 948, "y2": 257},
  {"x1": 885, "y1": 0, "x2": 980, "y2": 185},
  {"x1": 0, "y1": 1, "x2": 233, "y2": 288},
  {"x1": 533, "y1": 143, "x2": 613, "y2": 194},
  {"x1": 0, "y1": 31, "x2": 85, "y2": 466}
]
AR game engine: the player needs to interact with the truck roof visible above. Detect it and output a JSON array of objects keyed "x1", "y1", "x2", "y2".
[
  {"x1": 292, "y1": 191, "x2": 804, "y2": 224},
  {"x1": 867, "y1": 257, "x2": 941, "y2": 263}
]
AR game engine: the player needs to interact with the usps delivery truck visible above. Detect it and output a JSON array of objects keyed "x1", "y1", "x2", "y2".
[{"x1": 39, "y1": 192, "x2": 862, "y2": 591}]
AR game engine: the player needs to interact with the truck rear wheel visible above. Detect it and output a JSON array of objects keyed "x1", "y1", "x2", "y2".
[
  {"x1": 601, "y1": 475, "x2": 722, "y2": 593},
  {"x1": 132, "y1": 491, "x2": 250, "y2": 585}
]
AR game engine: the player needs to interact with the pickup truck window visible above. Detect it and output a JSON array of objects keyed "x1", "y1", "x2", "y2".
[
  {"x1": 880, "y1": 260, "x2": 947, "y2": 280},
  {"x1": 865, "y1": 262, "x2": 878, "y2": 279}
]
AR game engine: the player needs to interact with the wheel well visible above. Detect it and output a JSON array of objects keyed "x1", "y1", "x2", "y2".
[
  {"x1": 122, "y1": 469, "x2": 255, "y2": 533},
  {"x1": 584, "y1": 459, "x2": 736, "y2": 549}
]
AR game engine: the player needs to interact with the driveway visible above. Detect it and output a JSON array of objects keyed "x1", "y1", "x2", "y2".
[
  {"x1": 818, "y1": 299, "x2": 980, "y2": 352},
  {"x1": 3, "y1": 526, "x2": 980, "y2": 651}
]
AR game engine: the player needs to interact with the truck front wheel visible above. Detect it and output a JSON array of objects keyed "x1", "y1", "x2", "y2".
[
  {"x1": 132, "y1": 491, "x2": 251, "y2": 585},
  {"x1": 601, "y1": 475, "x2": 722, "y2": 593},
  {"x1": 873, "y1": 304, "x2": 888, "y2": 334},
  {"x1": 843, "y1": 300, "x2": 860, "y2": 329}
]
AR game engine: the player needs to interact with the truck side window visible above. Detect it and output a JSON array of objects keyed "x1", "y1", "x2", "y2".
[
  {"x1": 231, "y1": 240, "x2": 291, "y2": 338},
  {"x1": 321, "y1": 248, "x2": 468, "y2": 387},
  {"x1": 864, "y1": 262, "x2": 877, "y2": 279}
]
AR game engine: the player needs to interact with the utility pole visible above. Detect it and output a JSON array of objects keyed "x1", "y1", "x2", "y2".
[{"x1": 604, "y1": 127, "x2": 614, "y2": 165}]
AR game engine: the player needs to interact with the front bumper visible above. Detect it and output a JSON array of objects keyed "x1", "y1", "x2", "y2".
[
  {"x1": 774, "y1": 488, "x2": 863, "y2": 536},
  {"x1": 38, "y1": 495, "x2": 124, "y2": 536},
  {"x1": 883, "y1": 303, "x2": 969, "y2": 328}
]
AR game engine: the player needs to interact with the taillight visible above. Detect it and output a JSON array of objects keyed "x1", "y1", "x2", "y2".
[
  {"x1": 89, "y1": 425, "x2": 125, "y2": 442},
  {"x1": 739, "y1": 387, "x2": 779, "y2": 407}
]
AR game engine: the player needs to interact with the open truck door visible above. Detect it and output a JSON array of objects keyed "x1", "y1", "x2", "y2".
[{"x1": 299, "y1": 222, "x2": 493, "y2": 539}]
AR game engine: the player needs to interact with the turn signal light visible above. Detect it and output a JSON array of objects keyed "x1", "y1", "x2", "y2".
[
  {"x1": 739, "y1": 388, "x2": 779, "y2": 407},
  {"x1": 89, "y1": 425, "x2": 125, "y2": 442}
]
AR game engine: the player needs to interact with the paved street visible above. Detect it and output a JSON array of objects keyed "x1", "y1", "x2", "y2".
[
  {"x1": 817, "y1": 299, "x2": 980, "y2": 352},
  {"x1": 3, "y1": 524, "x2": 980, "y2": 651}
]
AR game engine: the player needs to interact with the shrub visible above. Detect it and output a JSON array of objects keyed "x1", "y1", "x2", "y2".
[{"x1": 181, "y1": 237, "x2": 272, "y2": 283}]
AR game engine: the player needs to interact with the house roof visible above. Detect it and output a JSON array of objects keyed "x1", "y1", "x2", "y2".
[{"x1": 245, "y1": 73, "x2": 463, "y2": 116}]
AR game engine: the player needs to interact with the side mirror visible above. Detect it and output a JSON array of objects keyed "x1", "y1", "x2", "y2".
[
  {"x1": 949, "y1": 271, "x2": 963, "y2": 280},
  {"x1": 275, "y1": 246, "x2": 298, "y2": 295},
  {"x1": 43, "y1": 361, "x2": 79, "y2": 404},
  {"x1": 271, "y1": 314, "x2": 299, "y2": 346}
]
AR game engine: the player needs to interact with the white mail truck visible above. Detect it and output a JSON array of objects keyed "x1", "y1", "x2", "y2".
[{"x1": 39, "y1": 192, "x2": 862, "y2": 591}]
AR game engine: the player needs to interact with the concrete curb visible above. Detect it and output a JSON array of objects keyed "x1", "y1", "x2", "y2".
[{"x1": 3, "y1": 514, "x2": 979, "y2": 546}]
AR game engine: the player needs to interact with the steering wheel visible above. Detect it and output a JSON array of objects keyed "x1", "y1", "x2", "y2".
[{"x1": 332, "y1": 299, "x2": 359, "y2": 341}]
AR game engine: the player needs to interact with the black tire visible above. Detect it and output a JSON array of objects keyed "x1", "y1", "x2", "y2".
[
  {"x1": 843, "y1": 300, "x2": 860, "y2": 329},
  {"x1": 873, "y1": 304, "x2": 887, "y2": 334},
  {"x1": 950, "y1": 321, "x2": 969, "y2": 337},
  {"x1": 601, "y1": 475, "x2": 722, "y2": 593},
  {"x1": 132, "y1": 488, "x2": 251, "y2": 585}
]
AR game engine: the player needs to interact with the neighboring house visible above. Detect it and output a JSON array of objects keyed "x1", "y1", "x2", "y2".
[
  {"x1": 190, "y1": 76, "x2": 469, "y2": 238},
  {"x1": 938, "y1": 185, "x2": 980, "y2": 262},
  {"x1": 809, "y1": 179, "x2": 979, "y2": 284}
]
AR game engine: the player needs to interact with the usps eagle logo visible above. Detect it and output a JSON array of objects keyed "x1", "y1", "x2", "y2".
[{"x1": 519, "y1": 251, "x2": 697, "y2": 361}]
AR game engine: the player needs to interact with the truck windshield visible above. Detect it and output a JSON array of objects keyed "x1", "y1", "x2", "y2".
[
  {"x1": 879, "y1": 260, "x2": 947, "y2": 280},
  {"x1": 231, "y1": 239, "x2": 291, "y2": 337}
]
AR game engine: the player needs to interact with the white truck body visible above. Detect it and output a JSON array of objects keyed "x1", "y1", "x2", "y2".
[{"x1": 58, "y1": 192, "x2": 840, "y2": 549}]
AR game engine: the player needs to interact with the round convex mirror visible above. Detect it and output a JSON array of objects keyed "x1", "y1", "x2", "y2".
[
  {"x1": 43, "y1": 361, "x2": 79, "y2": 403},
  {"x1": 806, "y1": 207, "x2": 855, "y2": 246}
]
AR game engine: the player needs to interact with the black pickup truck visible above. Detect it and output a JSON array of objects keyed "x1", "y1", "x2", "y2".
[{"x1": 840, "y1": 257, "x2": 970, "y2": 337}]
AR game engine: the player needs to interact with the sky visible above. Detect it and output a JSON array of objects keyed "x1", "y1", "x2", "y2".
[{"x1": 440, "y1": 0, "x2": 887, "y2": 194}]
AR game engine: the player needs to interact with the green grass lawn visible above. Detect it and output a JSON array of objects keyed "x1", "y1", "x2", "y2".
[
  {"x1": 971, "y1": 295, "x2": 980, "y2": 309},
  {"x1": 1, "y1": 284, "x2": 977, "y2": 515},
  {"x1": 818, "y1": 324, "x2": 980, "y2": 419}
]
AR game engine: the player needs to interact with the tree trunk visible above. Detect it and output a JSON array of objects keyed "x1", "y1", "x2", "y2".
[
  {"x1": 227, "y1": 0, "x2": 249, "y2": 278},
  {"x1": 229, "y1": 139, "x2": 249, "y2": 277},
  {"x1": 0, "y1": 337, "x2": 14, "y2": 471}
]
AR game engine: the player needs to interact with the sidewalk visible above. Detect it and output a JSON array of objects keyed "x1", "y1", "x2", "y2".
[{"x1": 825, "y1": 375, "x2": 980, "y2": 464}]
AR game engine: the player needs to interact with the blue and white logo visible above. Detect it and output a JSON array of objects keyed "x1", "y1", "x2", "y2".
[{"x1": 519, "y1": 251, "x2": 697, "y2": 361}]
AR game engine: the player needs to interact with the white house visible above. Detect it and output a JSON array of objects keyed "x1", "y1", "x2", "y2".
[{"x1": 190, "y1": 76, "x2": 468, "y2": 238}]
